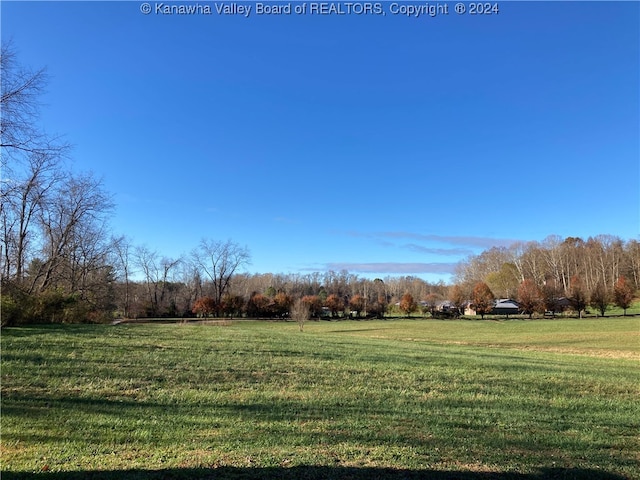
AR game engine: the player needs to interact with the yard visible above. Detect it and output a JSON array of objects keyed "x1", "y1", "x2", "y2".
[{"x1": 1, "y1": 317, "x2": 638, "y2": 479}]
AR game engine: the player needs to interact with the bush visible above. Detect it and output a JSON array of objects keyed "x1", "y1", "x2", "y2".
[
  {"x1": 1, "y1": 295, "x2": 22, "y2": 327},
  {"x1": 1, "y1": 287, "x2": 104, "y2": 325}
]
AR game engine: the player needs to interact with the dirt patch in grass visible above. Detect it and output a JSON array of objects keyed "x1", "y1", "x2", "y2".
[
  {"x1": 515, "y1": 345, "x2": 640, "y2": 360},
  {"x1": 437, "y1": 341, "x2": 639, "y2": 360}
]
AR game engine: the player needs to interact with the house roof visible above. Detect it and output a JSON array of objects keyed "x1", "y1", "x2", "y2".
[
  {"x1": 493, "y1": 299, "x2": 520, "y2": 309},
  {"x1": 436, "y1": 300, "x2": 453, "y2": 307}
]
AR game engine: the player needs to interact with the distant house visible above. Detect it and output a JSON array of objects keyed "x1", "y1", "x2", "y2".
[
  {"x1": 492, "y1": 299, "x2": 521, "y2": 316},
  {"x1": 435, "y1": 300, "x2": 454, "y2": 312},
  {"x1": 423, "y1": 300, "x2": 460, "y2": 318},
  {"x1": 465, "y1": 299, "x2": 521, "y2": 317},
  {"x1": 419, "y1": 300, "x2": 452, "y2": 311},
  {"x1": 544, "y1": 297, "x2": 571, "y2": 316},
  {"x1": 464, "y1": 301, "x2": 475, "y2": 316}
]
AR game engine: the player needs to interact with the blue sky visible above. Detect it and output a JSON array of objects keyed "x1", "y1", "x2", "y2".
[{"x1": 2, "y1": 1, "x2": 639, "y2": 282}]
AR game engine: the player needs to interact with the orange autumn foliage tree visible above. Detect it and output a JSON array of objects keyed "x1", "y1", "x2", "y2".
[
  {"x1": 301, "y1": 295, "x2": 323, "y2": 318},
  {"x1": 399, "y1": 292, "x2": 418, "y2": 317},
  {"x1": 325, "y1": 294, "x2": 344, "y2": 318},
  {"x1": 517, "y1": 279, "x2": 542, "y2": 318},
  {"x1": 614, "y1": 276, "x2": 634, "y2": 315},
  {"x1": 349, "y1": 294, "x2": 365, "y2": 318},
  {"x1": 192, "y1": 296, "x2": 216, "y2": 317},
  {"x1": 471, "y1": 282, "x2": 494, "y2": 319}
]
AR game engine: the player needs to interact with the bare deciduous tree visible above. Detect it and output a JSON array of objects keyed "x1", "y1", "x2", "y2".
[
  {"x1": 291, "y1": 297, "x2": 310, "y2": 332},
  {"x1": 135, "y1": 245, "x2": 181, "y2": 316},
  {"x1": 111, "y1": 235, "x2": 135, "y2": 318},
  {"x1": 1, "y1": 152, "x2": 62, "y2": 283},
  {"x1": 1, "y1": 42, "x2": 67, "y2": 159},
  {"x1": 191, "y1": 239, "x2": 250, "y2": 316},
  {"x1": 1, "y1": 43, "x2": 70, "y2": 287},
  {"x1": 36, "y1": 173, "x2": 113, "y2": 293}
]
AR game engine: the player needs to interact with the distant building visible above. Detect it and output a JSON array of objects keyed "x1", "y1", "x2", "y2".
[
  {"x1": 491, "y1": 299, "x2": 521, "y2": 316},
  {"x1": 465, "y1": 299, "x2": 521, "y2": 317},
  {"x1": 545, "y1": 297, "x2": 571, "y2": 316}
]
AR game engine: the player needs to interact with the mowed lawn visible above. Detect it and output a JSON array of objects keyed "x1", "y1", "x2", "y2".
[{"x1": 1, "y1": 318, "x2": 639, "y2": 479}]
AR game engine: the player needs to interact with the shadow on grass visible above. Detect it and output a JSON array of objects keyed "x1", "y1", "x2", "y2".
[{"x1": 0, "y1": 467, "x2": 631, "y2": 480}]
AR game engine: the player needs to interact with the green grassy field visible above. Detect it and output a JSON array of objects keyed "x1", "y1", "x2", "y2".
[{"x1": 2, "y1": 318, "x2": 639, "y2": 479}]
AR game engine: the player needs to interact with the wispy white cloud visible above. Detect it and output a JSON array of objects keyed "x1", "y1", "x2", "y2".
[
  {"x1": 346, "y1": 231, "x2": 519, "y2": 249},
  {"x1": 403, "y1": 243, "x2": 474, "y2": 256},
  {"x1": 293, "y1": 231, "x2": 517, "y2": 277},
  {"x1": 316, "y1": 262, "x2": 458, "y2": 275},
  {"x1": 381, "y1": 232, "x2": 519, "y2": 248}
]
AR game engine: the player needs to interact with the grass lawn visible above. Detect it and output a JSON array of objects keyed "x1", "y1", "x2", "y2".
[{"x1": 1, "y1": 318, "x2": 639, "y2": 479}]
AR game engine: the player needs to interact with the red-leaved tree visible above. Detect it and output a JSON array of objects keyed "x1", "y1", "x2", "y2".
[
  {"x1": 369, "y1": 294, "x2": 388, "y2": 319},
  {"x1": 221, "y1": 294, "x2": 244, "y2": 318},
  {"x1": 246, "y1": 292, "x2": 270, "y2": 318},
  {"x1": 349, "y1": 294, "x2": 365, "y2": 318},
  {"x1": 192, "y1": 296, "x2": 216, "y2": 318},
  {"x1": 448, "y1": 285, "x2": 465, "y2": 317},
  {"x1": 569, "y1": 275, "x2": 588, "y2": 318},
  {"x1": 399, "y1": 293, "x2": 418, "y2": 317},
  {"x1": 590, "y1": 282, "x2": 610, "y2": 317},
  {"x1": 613, "y1": 276, "x2": 634, "y2": 316},
  {"x1": 272, "y1": 292, "x2": 292, "y2": 318},
  {"x1": 517, "y1": 279, "x2": 542, "y2": 319},
  {"x1": 472, "y1": 282, "x2": 494, "y2": 319},
  {"x1": 325, "y1": 294, "x2": 344, "y2": 318}
]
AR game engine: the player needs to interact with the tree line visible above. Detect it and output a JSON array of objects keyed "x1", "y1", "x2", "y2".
[
  {"x1": 102, "y1": 245, "x2": 449, "y2": 322},
  {"x1": 455, "y1": 236, "x2": 639, "y2": 318},
  {"x1": 1, "y1": 45, "x2": 638, "y2": 325}
]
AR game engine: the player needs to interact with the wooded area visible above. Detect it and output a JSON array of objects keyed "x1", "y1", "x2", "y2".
[{"x1": 2, "y1": 44, "x2": 638, "y2": 325}]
